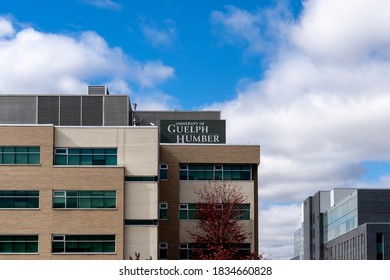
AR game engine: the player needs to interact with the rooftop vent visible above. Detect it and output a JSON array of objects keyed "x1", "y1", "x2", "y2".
[{"x1": 88, "y1": 86, "x2": 109, "y2": 95}]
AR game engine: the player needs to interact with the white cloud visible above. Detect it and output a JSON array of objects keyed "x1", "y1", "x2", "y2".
[
  {"x1": 81, "y1": 0, "x2": 122, "y2": 11},
  {"x1": 140, "y1": 19, "x2": 177, "y2": 49},
  {"x1": 292, "y1": 0, "x2": 390, "y2": 63},
  {"x1": 133, "y1": 60, "x2": 175, "y2": 88},
  {"x1": 131, "y1": 90, "x2": 181, "y2": 111},
  {"x1": 259, "y1": 204, "x2": 302, "y2": 260},
  {"x1": 0, "y1": 17, "x2": 14, "y2": 38},
  {"x1": 211, "y1": 5, "x2": 263, "y2": 53},
  {"x1": 0, "y1": 16, "x2": 175, "y2": 109},
  {"x1": 209, "y1": 0, "x2": 390, "y2": 259},
  {"x1": 210, "y1": 4, "x2": 291, "y2": 56}
]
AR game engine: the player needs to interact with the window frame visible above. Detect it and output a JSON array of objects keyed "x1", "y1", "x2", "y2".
[
  {"x1": 179, "y1": 164, "x2": 252, "y2": 181},
  {"x1": 159, "y1": 163, "x2": 168, "y2": 180},
  {"x1": 0, "y1": 146, "x2": 40, "y2": 165},
  {"x1": 51, "y1": 234, "x2": 116, "y2": 254},
  {"x1": 52, "y1": 190, "x2": 117, "y2": 209},
  {"x1": 0, "y1": 190, "x2": 39, "y2": 209},
  {"x1": 179, "y1": 203, "x2": 250, "y2": 220},
  {"x1": 0, "y1": 235, "x2": 39, "y2": 254},
  {"x1": 159, "y1": 202, "x2": 168, "y2": 220},
  {"x1": 159, "y1": 242, "x2": 168, "y2": 259},
  {"x1": 54, "y1": 148, "x2": 117, "y2": 166}
]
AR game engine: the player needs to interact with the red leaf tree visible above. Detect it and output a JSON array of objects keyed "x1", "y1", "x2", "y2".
[{"x1": 186, "y1": 181, "x2": 261, "y2": 260}]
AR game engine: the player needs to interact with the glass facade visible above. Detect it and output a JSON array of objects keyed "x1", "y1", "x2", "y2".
[
  {"x1": 0, "y1": 235, "x2": 38, "y2": 254},
  {"x1": 54, "y1": 148, "x2": 117, "y2": 166},
  {"x1": 294, "y1": 227, "x2": 304, "y2": 259},
  {"x1": 0, "y1": 146, "x2": 40, "y2": 164},
  {"x1": 0, "y1": 191, "x2": 39, "y2": 208},
  {"x1": 51, "y1": 235, "x2": 115, "y2": 254},
  {"x1": 53, "y1": 190, "x2": 116, "y2": 209},
  {"x1": 323, "y1": 191, "x2": 358, "y2": 242}
]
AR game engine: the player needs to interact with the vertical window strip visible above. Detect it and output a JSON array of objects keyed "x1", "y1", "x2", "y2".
[
  {"x1": 159, "y1": 163, "x2": 168, "y2": 180},
  {"x1": 159, "y1": 202, "x2": 168, "y2": 219},
  {"x1": 159, "y1": 242, "x2": 168, "y2": 259}
]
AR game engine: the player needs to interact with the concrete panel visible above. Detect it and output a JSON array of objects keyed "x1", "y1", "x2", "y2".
[
  {"x1": 125, "y1": 182, "x2": 158, "y2": 219},
  {"x1": 179, "y1": 180, "x2": 255, "y2": 205},
  {"x1": 124, "y1": 226, "x2": 158, "y2": 260},
  {"x1": 179, "y1": 220, "x2": 254, "y2": 244}
]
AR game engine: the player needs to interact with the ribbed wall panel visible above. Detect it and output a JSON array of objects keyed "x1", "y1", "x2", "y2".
[
  {"x1": 0, "y1": 96, "x2": 36, "y2": 124},
  {"x1": 104, "y1": 96, "x2": 129, "y2": 126},
  {"x1": 38, "y1": 96, "x2": 59, "y2": 125},
  {"x1": 82, "y1": 96, "x2": 103, "y2": 126},
  {"x1": 60, "y1": 96, "x2": 81, "y2": 126}
]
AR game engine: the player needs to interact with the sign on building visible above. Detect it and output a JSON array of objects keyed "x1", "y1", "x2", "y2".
[{"x1": 160, "y1": 120, "x2": 226, "y2": 144}]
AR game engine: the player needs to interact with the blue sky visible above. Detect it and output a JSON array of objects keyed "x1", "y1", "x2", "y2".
[
  {"x1": 3, "y1": 0, "x2": 390, "y2": 260},
  {"x1": 1, "y1": 0, "x2": 301, "y2": 109}
]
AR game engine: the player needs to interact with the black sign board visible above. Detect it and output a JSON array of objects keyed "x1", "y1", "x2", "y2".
[{"x1": 160, "y1": 120, "x2": 226, "y2": 144}]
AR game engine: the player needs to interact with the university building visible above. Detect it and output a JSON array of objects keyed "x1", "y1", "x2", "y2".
[
  {"x1": 0, "y1": 86, "x2": 260, "y2": 260},
  {"x1": 294, "y1": 188, "x2": 390, "y2": 260}
]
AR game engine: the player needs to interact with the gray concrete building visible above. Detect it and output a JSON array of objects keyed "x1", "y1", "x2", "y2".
[{"x1": 294, "y1": 188, "x2": 390, "y2": 260}]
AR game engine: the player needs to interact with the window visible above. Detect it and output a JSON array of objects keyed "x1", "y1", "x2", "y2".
[
  {"x1": 236, "y1": 243, "x2": 251, "y2": 257},
  {"x1": 159, "y1": 163, "x2": 168, "y2": 180},
  {"x1": 53, "y1": 190, "x2": 116, "y2": 209},
  {"x1": 376, "y1": 233, "x2": 384, "y2": 260},
  {"x1": 52, "y1": 235, "x2": 115, "y2": 254},
  {"x1": 179, "y1": 203, "x2": 250, "y2": 220},
  {"x1": 0, "y1": 146, "x2": 40, "y2": 164},
  {"x1": 179, "y1": 243, "x2": 250, "y2": 260},
  {"x1": 179, "y1": 243, "x2": 194, "y2": 260},
  {"x1": 179, "y1": 204, "x2": 198, "y2": 220},
  {"x1": 179, "y1": 164, "x2": 252, "y2": 180},
  {"x1": 124, "y1": 220, "x2": 158, "y2": 225},
  {"x1": 0, "y1": 191, "x2": 39, "y2": 208},
  {"x1": 54, "y1": 148, "x2": 117, "y2": 166},
  {"x1": 0, "y1": 235, "x2": 38, "y2": 254},
  {"x1": 159, "y1": 203, "x2": 168, "y2": 220},
  {"x1": 236, "y1": 204, "x2": 250, "y2": 220},
  {"x1": 125, "y1": 176, "x2": 158, "y2": 182},
  {"x1": 159, "y1": 242, "x2": 168, "y2": 259}
]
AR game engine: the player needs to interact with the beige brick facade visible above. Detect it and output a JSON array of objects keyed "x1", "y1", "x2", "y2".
[{"x1": 0, "y1": 125, "x2": 159, "y2": 260}]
